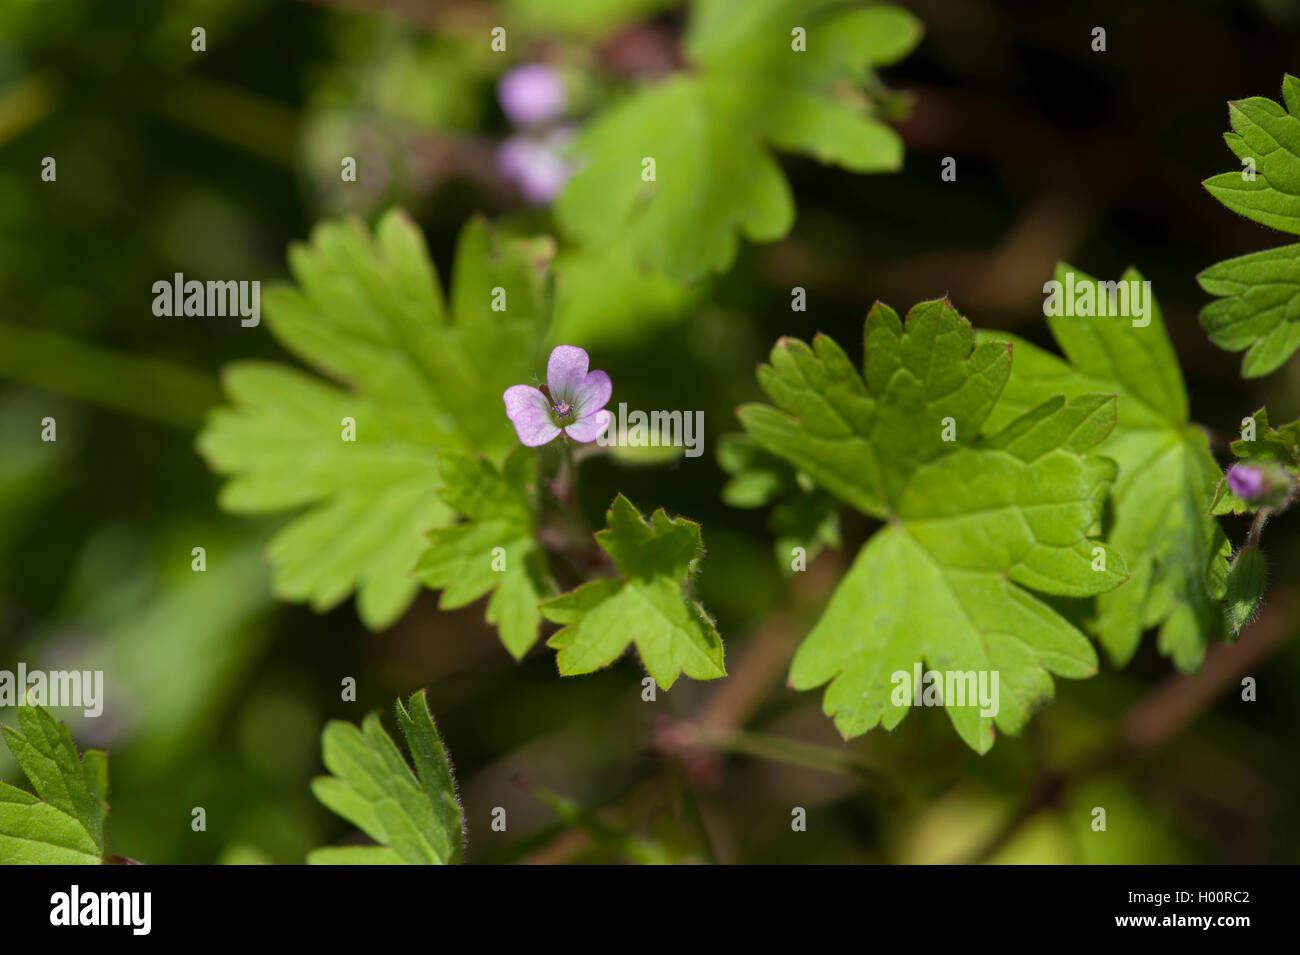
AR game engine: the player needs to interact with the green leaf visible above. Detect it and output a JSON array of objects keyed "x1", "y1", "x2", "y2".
[
  {"x1": 1199, "y1": 76, "x2": 1300, "y2": 377},
  {"x1": 549, "y1": 248, "x2": 700, "y2": 349},
  {"x1": 558, "y1": 76, "x2": 793, "y2": 283},
  {"x1": 413, "y1": 448, "x2": 553, "y2": 658},
  {"x1": 0, "y1": 705, "x2": 107, "y2": 864},
  {"x1": 1203, "y1": 76, "x2": 1300, "y2": 235},
  {"x1": 0, "y1": 322, "x2": 221, "y2": 431},
  {"x1": 1209, "y1": 479, "x2": 1252, "y2": 517},
  {"x1": 1229, "y1": 407, "x2": 1300, "y2": 465},
  {"x1": 309, "y1": 690, "x2": 465, "y2": 865},
  {"x1": 198, "y1": 210, "x2": 554, "y2": 629},
  {"x1": 980, "y1": 264, "x2": 1231, "y2": 673},
  {"x1": 556, "y1": 1, "x2": 921, "y2": 281},
  {"x1": 1198, "y1": 244, "x2": 1300, "y2": 378},
  {"x1": 540, "y1": 494, "x2": 725, "y2": 688},
  {"x1": 738, "y1": 299, "x2": 1125, "y2": 753}
]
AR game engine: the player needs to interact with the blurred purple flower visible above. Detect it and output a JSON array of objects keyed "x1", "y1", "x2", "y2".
[
  {"x1": 1228, "y1": 463, "x2": 1264, "y2": 499},
  {"x1": 496, "y1": 127, "x2": 576, "y2": 204},
  {"x1": 498, "y1": 64, "x2": 566, "y2": 127},
  {"x1": 504, "y1": 345, "x2": 612, "y2": 447}
]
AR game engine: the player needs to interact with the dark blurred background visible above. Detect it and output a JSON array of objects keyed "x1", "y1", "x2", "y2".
[{"x1": 1, "y1": 0, "x2": 1297, "y2": 863}]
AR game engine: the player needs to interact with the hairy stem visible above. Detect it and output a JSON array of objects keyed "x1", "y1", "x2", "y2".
[
  {"x1": 693, "y1": 726, "x2": 886, "y2": 782},
  {"x1": 1246, "y1": 507, "x2": 1271, "y2": 548}
]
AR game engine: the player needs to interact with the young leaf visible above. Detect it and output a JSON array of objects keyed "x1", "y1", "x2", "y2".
[
  {"x1": 540, "y1": 494, "x2": 725, "y2": 688},
  {"x1": 309, "y1": 690, "x2": 465, "y2": 865},
  {"x1": 979, "y1": 265, "x2": 1231, "y2": 673},
  {"x1": 1228, "y1": 407, "x2": 1300, "y2": 465},
  {"x1": 738, "y1": 299, "x2": 1126, "y2": 753},
  {"x1": 198, "y1": 211, "x2": 553, "y2": 630},
  {"x1": 1199, "y1": 75, "x2": 1300, "y2": 377},
  {"x1": 413, "y1": 448, "x2": 553, "y2": 658},
  {"x1": 0, "y1": 704, "x2": 108, "y2": 864},
  {"x1": 1203, "y1": 75, "x2": 1300, "y2": 234},
  {"x1": 1198, "y1": 243, "x2": 1300, "y2": 378},
  {"x1": 556, "y1": 1, "x2": 921, "y2": 281}
]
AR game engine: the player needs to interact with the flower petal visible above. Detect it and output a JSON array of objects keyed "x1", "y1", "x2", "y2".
[
  {"x1": 547, "y1": 345, "x2": 590, "y2": 401},
  {"x1": 504, "y1": 384, "x2": 561, "y2": 446},
  {"x1": 565, "y1": 409, "x2": 612, "y2": 443},
  {"x1": 571, "y1": 369, "x2": 612, "y2": 418}
]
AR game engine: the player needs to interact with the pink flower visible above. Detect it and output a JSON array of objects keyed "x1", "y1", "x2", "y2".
[
  {"x1": 496, "y1": 127, "x2": 576, "y2": 204},
  {"x1": 503, "y1": 345, "x2": 612, "y2": 446},
  {"x1": 497, "y1": 64, "x2": 566, "y2": 127}
]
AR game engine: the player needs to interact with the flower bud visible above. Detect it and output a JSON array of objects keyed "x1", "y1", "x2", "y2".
[
  {"x1": 498, "y1": 64, "x2": 567, "y2": 127},
  {"x1": 1226, "y1": 462, "x2": 1293, "y2": 508},
  {"x1": 1224, "y1": 544, "x2": 1267, "y2": 636}
]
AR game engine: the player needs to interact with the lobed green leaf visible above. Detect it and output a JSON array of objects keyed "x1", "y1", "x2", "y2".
[
  {"x1": 1199, "y1": 75, "x2": 1300, "y2": 376},
  {"x1": 557, "y1": 1, "x2": 921, "y2": 281},
  {"x1": 0, "y1": 705, "x2": 107, "y2": 864},
  {"x1": 741, "y1": 298, "x2": 1125, "y2": 752},
  {"x1": 540, "y1": 495, "x2": 725, "y2": 689},
  {"x1": 309, "y1": 690, "x2": 465, "y2": 865},
  {"x1": 413, "y1": 449, "x2": 553, "y2": 658},
  {"x1": 198, "y1": 211, "x2": 553, "y2": 630},
  {"x1": 981, "y1": 264, "x2": 1230, "y2": 673}
]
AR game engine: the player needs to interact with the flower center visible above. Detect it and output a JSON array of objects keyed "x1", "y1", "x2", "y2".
[{"x1": 551, "y1": 399, "x2": 575, "y2": 425}]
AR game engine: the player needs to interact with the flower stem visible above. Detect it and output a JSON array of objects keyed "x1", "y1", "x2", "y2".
[
  {"x1": 541, "y1": 438, "x2": 603, "y2": 581},
  {"x1": 696, "y1": 727, "x2": 885, "y2": 782},
  {"x1": 562, "y1": 436, "x2": 577, "y2": 509},
  {"x1": 1246, "y1": 507, "x2": 1271, "y2": 548}
]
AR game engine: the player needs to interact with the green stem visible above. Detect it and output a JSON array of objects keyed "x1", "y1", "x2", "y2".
[
  {"x1": 1246, "y1": 507, "x2": 1270, "y2": 548},
  {"x1": 538, "y1": 439, "x2": 606, "y2": 584},
  {"x1": 520, "y1": 780, "x2": 672, "y2": 865},
  {"x1": 697, "y1": 727, "x2": 885, "y2": 783},
  {"x1": 0, "y1": 323, "x2": 220, "y2": 430}
]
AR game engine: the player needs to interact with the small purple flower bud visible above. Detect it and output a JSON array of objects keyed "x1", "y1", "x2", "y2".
[
  {"x1": 497, "y1": 64, "x2": 566, "y2": 127},
  {"x1": 1228, "y1": 464, "x2": 1264, "y2": 499}
]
